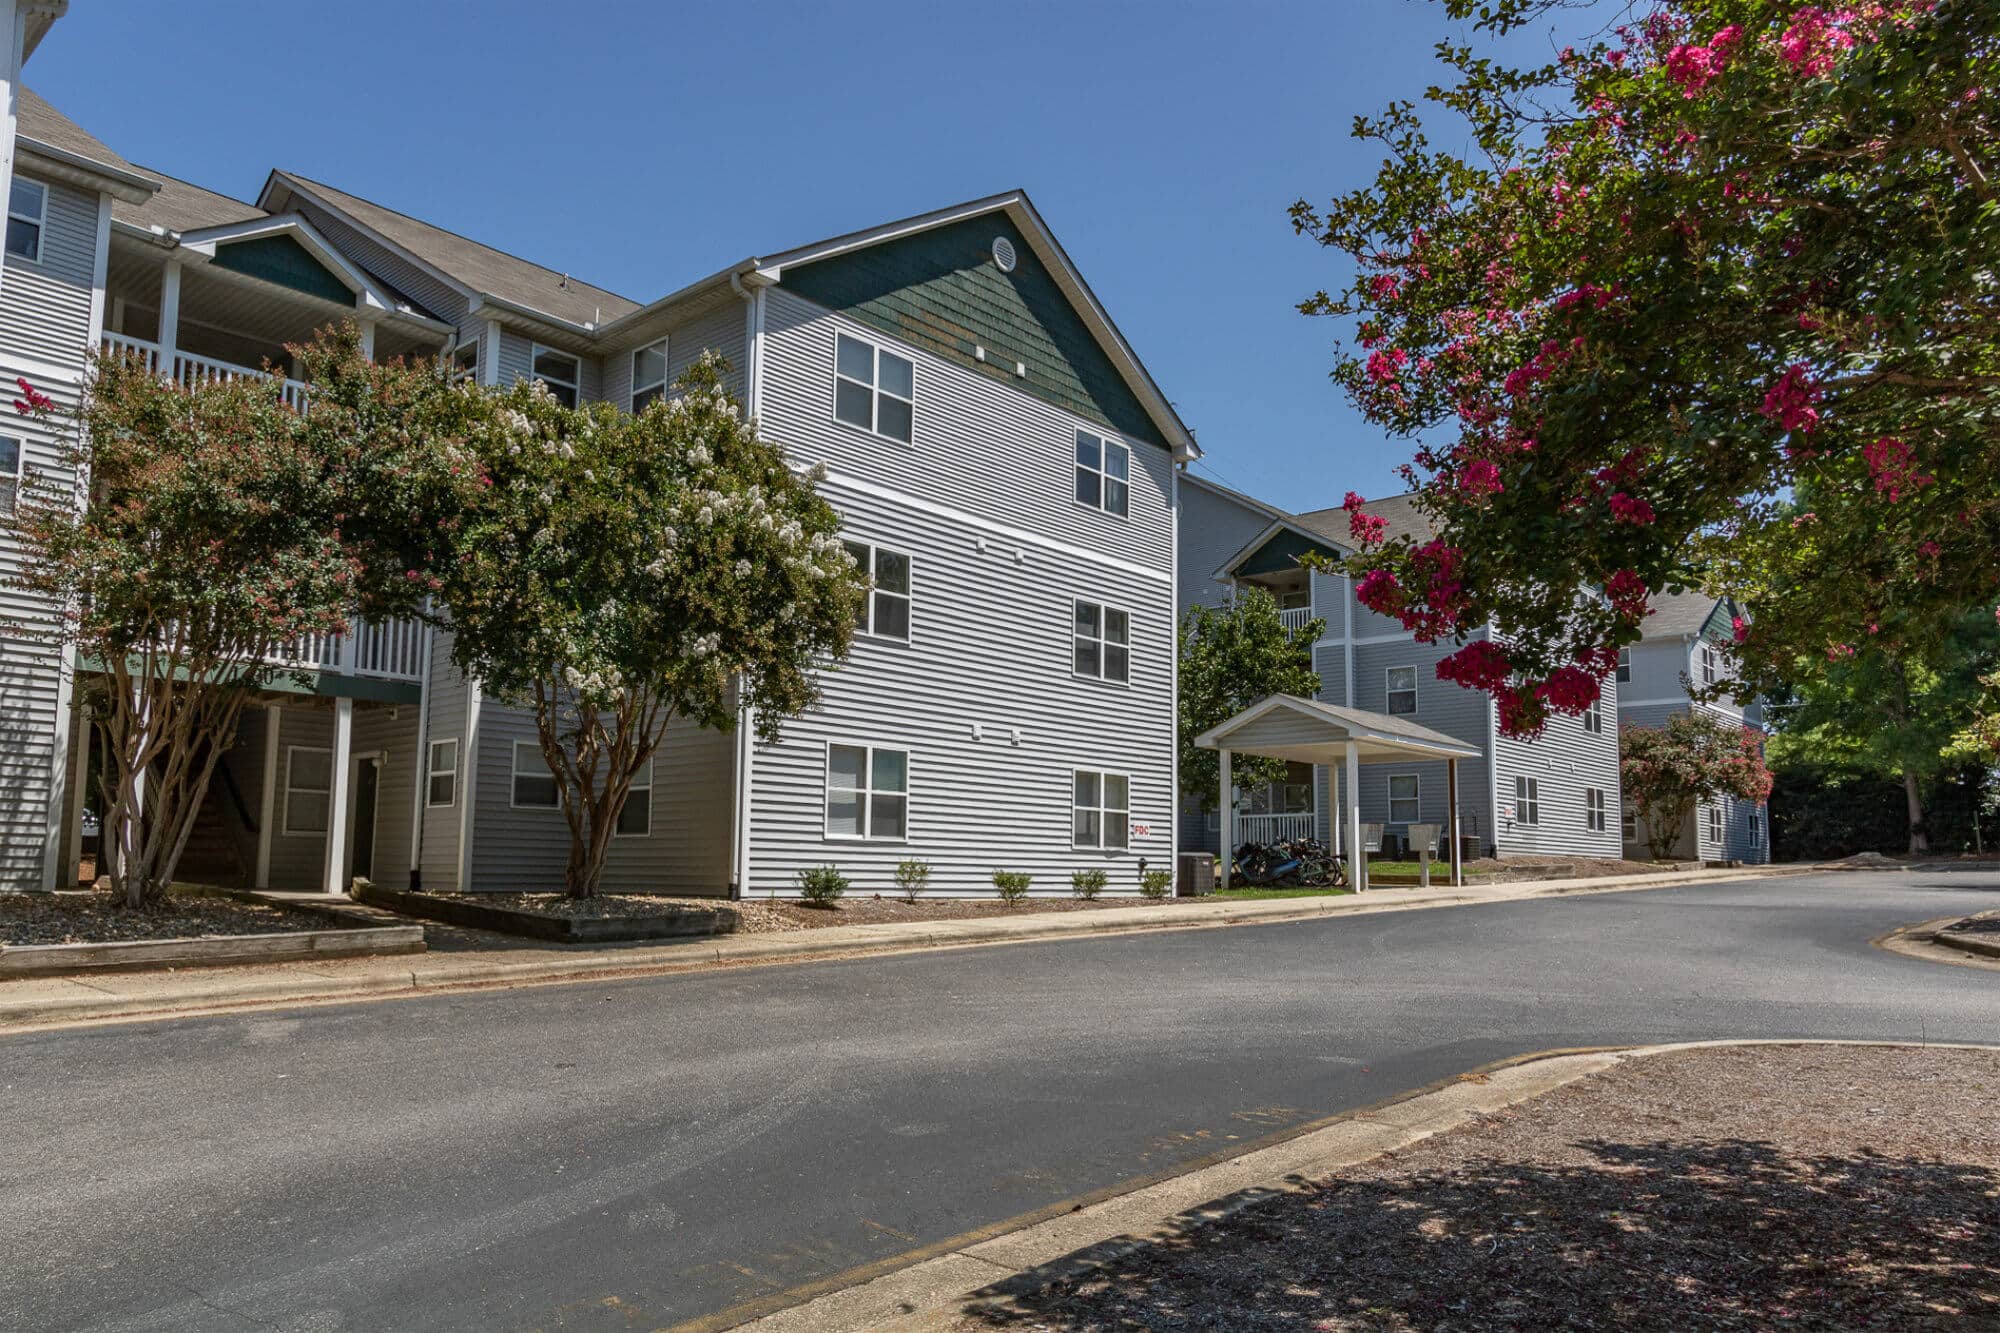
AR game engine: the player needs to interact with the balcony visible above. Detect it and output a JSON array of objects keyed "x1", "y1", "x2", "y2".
[
  {"x1": 1234, "y1": 811, "x2": 1318, "y2": 845},
  {"x1": 1276, "y1": 605, "x2": 1315, "y2": 634},
  {"x1": 102, "y1": 332, "x2": 309, "y2": 410},
  {"x1": 271, "y1": 615, "x2": 428, "y2": 683}
]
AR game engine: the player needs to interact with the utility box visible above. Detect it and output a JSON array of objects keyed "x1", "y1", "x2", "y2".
[
  {"x1": 1177, "y1": 852, "x2": 1215, "y2": 897},
  {"x1": 1407, "y1": 823, "x2": 1441, "y2": 886}
]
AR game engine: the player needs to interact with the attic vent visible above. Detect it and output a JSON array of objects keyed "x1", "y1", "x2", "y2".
[{"x1": 991, "y1": 236, "x2": 1017, "y2": 273}]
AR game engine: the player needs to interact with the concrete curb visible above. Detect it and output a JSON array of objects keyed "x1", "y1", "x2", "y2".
[
  {"x1": 1935, "y1": 928, "x2": 2000, "y2": 961},
  {"x1": 1875, "y1": 911, "x2": 2000, "y2": 970},
  {"x1": 715, "y1": 1038, "x2": 2000, "y2": 1333},
  {"x1": 0, "y1": 863, "x2": 1817, "y2": 1031}
]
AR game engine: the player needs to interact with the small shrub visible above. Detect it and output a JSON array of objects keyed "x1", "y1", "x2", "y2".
[
  {"x1": 894, "y1": 857, "x2": 931, "y2": 904},
  {"x1": 797, "y1": 864, "x2": 848, "y2": 907},
  {"x1": 992, "y1": 869, "x2": 1032, "y2": 902},
  {"x1": 1070, "y1": 868, "x2": 1108, "y2": 900},
  {"x1": 1139, "y1": 869, "x2": 1173, "y2": 900}
]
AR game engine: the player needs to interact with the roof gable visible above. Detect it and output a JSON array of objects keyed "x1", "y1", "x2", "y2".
[
  {"x1": 1219, "y1": 520, "x2": 1349, "y2": 579},
  {"x1": 210, "y1": 232, "x2": 352, "y2": 304}
]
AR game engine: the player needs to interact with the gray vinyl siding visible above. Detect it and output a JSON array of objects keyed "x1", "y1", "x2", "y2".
[
  {"x1": 1491, "y1": 673, "x2": 1624, "y2": 859},
  {"x1": 462, "y1": 700, "x2": 734, "y2": 895},
  {"x1": 599, "y1": 303, "x2": 746, "y2": 412},
  {"x1": 417, "y1": 631, "x2": 467, "y2": 888},
  {"x1": 743, "y1": 474, "x2": 1175, "y2": 896},
  {"x1": 265, "y1": 704, "x2": 333, "y2": 889},
  {"x1": 496, "y1": 328, "x2": 533, "y2": 388},
  {"x1": 1175, "y1": 480, "x2": 1274, "y2": 615},
  {"x1": 351, "y1": 704, "x2": 418, "y2": 886},
  {"x1": 0, "y1": 173, "x2": 98, "y2": 368},
  {"x1": 759, "y1": 287, "x2": 1174, "y2": 571}
]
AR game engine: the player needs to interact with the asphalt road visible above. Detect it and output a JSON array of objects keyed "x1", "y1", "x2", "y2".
[{"x1": 5, "y1": 869, "x2": 1998, "y2": 1332}]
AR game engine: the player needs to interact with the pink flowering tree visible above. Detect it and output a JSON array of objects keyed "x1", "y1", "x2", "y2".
[
  {"x1": 1293, "y1": 0, "x2": 1997, "y2": 736},
  {"x1": 437, "y1": 355, "x2": 866, "y2": 897},
  {"x1": 1622, "y1": 712, "x2": 1775, "y2": 859},
  {"x1": 8, "y1": 327, "x2": 487, "y2": 907}
]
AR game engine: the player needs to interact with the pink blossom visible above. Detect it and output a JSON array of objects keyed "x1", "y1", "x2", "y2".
[
  {"x1": 1779, "y1": 7, "x2": 1855, "y2": 77},
  {"x1": 1861, "y1": 436, "x2": 1934, "y2": 502},
  {"x1": 1608, "y1": 492, "x2": 1656, "y2": 525},
  {"x1": 1731, "y1": 616, "x2": 1749, "y2": 644},
  {"x1": 1535, "y1": 665, "x2": 1601, "y2": 712},
  {"x1": 12, "y1": 377, "x2": 52, "y2": 416},
  {"x1": 1341, "y1": 490, "x2": 1367, "y2": 513},
  {"x1": 1436, "y1": 640, "x2": 1514, "y2": 693},
  {"x1": 1457, "y1": 458, "x2": 1504, "y2": 500},
  {"x1": 1366, "y1": 348, "x2": 1409, "y2": 386},
  {"x1": 1759, "y1": 363, "x2": 1822, "y2": 435},
  {"x1": 1349, "y1": 510, "x2": 1388, "y2": 546},
  {"x1": 1368, "y1": 273, "x2": 1401, "y2": 302},
  {"x1": 1605, "y1": 569, "x2": 1649, "y2": 621},
  {"x1": 1355, "y1": 568, "x2": 1406, "y2": 617}
]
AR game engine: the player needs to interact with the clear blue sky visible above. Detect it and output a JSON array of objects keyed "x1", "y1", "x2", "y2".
[{"x1": 28, "y1": 1, "x2": 1577, "y2": 509}]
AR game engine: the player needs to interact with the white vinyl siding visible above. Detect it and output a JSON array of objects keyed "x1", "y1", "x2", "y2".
[
  {"x1": 833, "y1": 331, "x2": 914, "y2": 444},
  {"x1": 530, "y1": 344, "x2": 580, "y2": 408},
  {"x1": 1388, "y1": 774, "x2": 1420, "y2": 825},
  {"x1": 282, "y1": 746, "x2": 332, "y2": 836},
  {"x1": 1072, "y1": 770, "x2": 1129, "y2": 850},
  {"x1": 1072, "y1": 599, "x2": 1130, "y2": 683},
  {"x1": 825, "y1": 742, "x2": 907, "y2": 841},
  {"x1": 426, "y1": 739, "x2": 457, "y2": 808},
  {"x1": 1386, "y1": 665, "x2": 1418, "y2": 716},
  {"x1": 1073, "y1": 430, "x2": 1129, "y2": 517},
  {"x1": 843, "y1": 539, "x2": 912, "y2": 640},
  {"x1": 510, "y1": 740, "x2": 559, "y2": 809},
  {"x1": 615, "y1": 761, "x2": 653, "y2": 837},
  {"x1": 630, "y1": 338, "x2": 668, "y2": 412}
]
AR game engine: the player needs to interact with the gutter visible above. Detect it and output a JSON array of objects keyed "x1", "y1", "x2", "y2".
[{"x1": 18, "y1": 136, "x2": 156, "y2": 202}]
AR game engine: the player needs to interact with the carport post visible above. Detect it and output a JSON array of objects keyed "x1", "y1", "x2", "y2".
[
  {"x1": 1345, "y1": 740, "x2": 1362, "y2": 893},
  {"x1": 1447, "y1": 757, "x2": 1464, "y2": 887},
  {"x1": 1218, "y1": 748, "x2": 1232, "y2": 890}
]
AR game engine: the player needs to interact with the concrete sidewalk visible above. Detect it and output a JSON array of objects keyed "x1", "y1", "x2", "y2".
[{"x1": 0, "y1": 864, "x2": 1813, "y2": 1030}]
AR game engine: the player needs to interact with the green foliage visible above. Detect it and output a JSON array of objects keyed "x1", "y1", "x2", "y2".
[
  {"x1": 1179, "y1": 587, "x2": 1322, "y2": 806},
  {"x1": 438, "y1": 354, "x2": 867, "y2": 896},
  {"x1": 796, "y1": 863, "x2": 848, "y2": 907},
  {"x1": 1769, "y1": 760, "x2": 1994, "y2": 861},
  {"x1": 991, "y1": 869, "x2": 1032, "y2": 902},
  {"x1": 1297, "y1": 0, "x2": 1999, "y2": 733},
  {"x1": 10, "y1": 325, "x2": 482, "y2": 906},
  {"x1": 1070, "y1": 867, "x2": 1108, "y2": 900},
  {"x1": 894, "y1": 857, "x2": 931, "y2": 904},
  {"x1": 1621, "y1": 712, "x2": 1775, "y2": 859},
  {"x1": 1138, "y1": 869, "x2": 1173, "y2": 900}
]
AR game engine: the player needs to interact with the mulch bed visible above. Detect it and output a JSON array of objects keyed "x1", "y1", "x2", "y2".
[
  {"x1": 427, "y1": 891, "x2": 1178, "y2": 934},
  {"x1": 0, "y1": 888, "x2": 330, "y2": 947},
  {"x1": 1940, "y1": 914, "x2": 2000, "y2": 936},
  {"x1": 954, "y1": 1044, "x2": 2000, "y2": 1331}
]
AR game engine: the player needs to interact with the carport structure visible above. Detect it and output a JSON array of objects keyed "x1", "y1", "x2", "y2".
[{"x1": 1196, "y1": 693, "x2": 1483, "y2": 891}]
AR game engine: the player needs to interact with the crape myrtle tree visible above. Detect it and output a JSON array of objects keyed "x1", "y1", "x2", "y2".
[
  {"x1": 1178, "y1": 587, "x2": 1324, "y2": 811},
  {"x1": 9, "y1": 326, "x2": 486, "y2": 907},
  {"x1": 1292, "y1": 0, "x2": 1998, "y2": 738},
  {"x1": 440, "y1": 355, "x2": 866, "y2": 898},
  {"x1": 1621, "y1": 711, "x2": 1775, "y2": 859}
]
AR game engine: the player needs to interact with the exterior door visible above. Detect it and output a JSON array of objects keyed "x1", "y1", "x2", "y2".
[{"x1": 350, "y1": 758, "x2": 378, "y2": 881}]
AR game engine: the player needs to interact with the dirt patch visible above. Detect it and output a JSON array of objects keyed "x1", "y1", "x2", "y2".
[
  {"x1": 0, "y1": 888, "x2": 331, "y2": 946},
  {"x1": 955, "y1": 1044, "x2": 2000, "y2": 1331},
  {"x1": 429, "y1": 891, "x2": 1180, "y2": 934}
]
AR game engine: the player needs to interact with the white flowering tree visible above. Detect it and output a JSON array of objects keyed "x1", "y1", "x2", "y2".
[{"x1": 440, "y1": 354, "x2": 865, "y2": 897}]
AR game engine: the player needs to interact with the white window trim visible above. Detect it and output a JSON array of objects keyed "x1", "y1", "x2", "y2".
[
  {"x1": 823, "y1": 741, "x2": 910, "y2": 842},
  {"x1": 1388, "y1": 773, "x2": 1421, "y2": 825},
  {"x1": 1072, "y1": 598, "x2": 1132, "y2": 686},
  {"x1": 1748, "y1": 807, "x2": 1764, "y2": 847},
  {"x1": 425, "y1": 738, "x2": 458, "y2": 809},
  {"x1": 630, "y1": 336, "x2": 669, "y2": 413},
  {"x1": 0, "y1": 434, "x2": 22, "y2": 516},
  {"x1": 1699, "y1": 643, "x2": 1719, "y2": 687},
  {"x1": 281, "y1": 744, "x2": 333, "y2": 837},
  {"x1": 614, "y1": 760, "x2": 654, "y2": 838},
  {"x1": 831, "y1": 329, "x2": 915, "y2": 445},
  {"x1": 510, "y1": 739, "x2": 562, "y2": 811},
  {"x1": 1071, "y1": 768, "x2": 1131, "y2": 852},
  {"x1": 1514, "y1": 775, "x2": 1540, "y2": 826},
  {"x1": 843, "y1": 538, "x2": 914, "y2": 643},
  {"x1": 1385, "y1": 664, "x2": 1419, "y2": 716},
  {"x1": 529, "y1": 342, "x2": 581, "y2": 406},
  {"x1": 1582, "y1": 698, "x2": 1604, "y2": 734},
  {"x1": 1707, "y1": 802, "x2": 1724, "y2": 843},
  {"x1": 1585, "y1": 786, "x2": 1607, "y2": 833},
  {"x1": 1621, "y1": 805, "x2": 1639, "y2": 839},
  {"x1": 1073, "y1": 429, "x2": 1132, "y2": 518},
  {"x1": 7, "y1": 177, "x2": 45, "y2": 264},
  {"x1": 1616, "y1": 647, "x2": 1631, "y2": 683}
]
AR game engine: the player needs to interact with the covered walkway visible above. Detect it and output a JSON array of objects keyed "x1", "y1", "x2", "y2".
[{"x1": 1195, "y1": 693, "x2": 1483, "y2": 889}]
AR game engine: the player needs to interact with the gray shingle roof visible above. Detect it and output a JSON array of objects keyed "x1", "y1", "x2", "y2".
[
  {"x1": 1296, "y1": 491, "x2": 1433, "y2": 547},
  {"x1": 1643, "y1": 588, "x2": 1727, "y2": 640},
  {"x1": 17, "y1": 87, "x2": 151, "y2": 185},
  {"x1": 269, "y1": 171, "x2": 641, "y2": 329},
  {"x1": 111, "y1": 167, "x2": 265, "y2": 233}
]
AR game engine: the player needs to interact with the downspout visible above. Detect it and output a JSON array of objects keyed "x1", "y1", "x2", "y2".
[
  {"x1": 726, "y1": 268, "x2": 764, "y2": 899},
  {"x1": 1169, "y1": 461, "x2": 1181, "y2": 886}
]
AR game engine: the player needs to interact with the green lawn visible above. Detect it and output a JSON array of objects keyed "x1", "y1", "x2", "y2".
[
  {"x1": 1206, "y1": 885, "x2": 1355, "y2": 901},
  {"x1": 1363, "y1": 860, "x2": 1494, "y2": 877}
]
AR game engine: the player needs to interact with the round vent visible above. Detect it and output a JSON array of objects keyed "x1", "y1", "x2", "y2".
[{"x1": 991, "y1": 236, "x2": 1017, "y2": 273}]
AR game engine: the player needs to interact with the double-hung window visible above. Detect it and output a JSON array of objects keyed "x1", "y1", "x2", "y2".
[
  {"x1": 531, "y1": 345, "x2": 580, "y2": 408},
  {"x1": 1074, "y1": 430, "x2": 1129, "y2": 517},
  {"x1": 826, "y1": 743, "x2": 908, "y2": 840},
  {"x1": 6, "y1": 178, "x2": 45, "y2": 263},
  {"x1": 630, "y1": 338, "x2": 668, "y2": 412},
  {"x1": 1583, "y1": 698, "x2": 1604, "y2": 734},
  {"x1": 425, "y1": 739, "x2": 458, "y2": 808},
  {"x1": 1072, "y1": 770, "x2": 1129, "y2": 850},
  {"x1": 283, "y1": 746, "x2": 332, "y2": 835},
  {"x1": 449, "y1": 342, "x2": 479, "y2": 385},
  {"x1": 1616, "y1": 648, "x2": 1631, "y2": 683},
  {"x1": 842, "y1": 540, "x2": 912, "y2": 640},
  {"x1": 616, "y1": 761, "x2": 653, "y2": 836},
  {"x1": 1386, "y1": 665, "x2": 1418, "y2": 716},
  {"x1": 1514, "y1": 775, "x2": 1540, "y2": 826},
  {"x1": 511, "y1": 740, "x2": 560, "y2": 809},
  {"x1": 1585, "y1": 787, "x2": 1607, "y2": 832},
  {"x1": 1700, "y1": 644, "x2": 1718, "y2": 687},
  {"x1": 1388, "y1": 774, "x2": 1420, "y2": 824},
  {"x1": 1706, "y1": 803, "x2": 1724, "y2": 844},
  {"x1": 1073, "y1": 600, "x2": 1130, "y2": 683},
  {"x1": 1749, "y1": 807, "x2": 1763, "y2": 848},
  {"x1": 1621, "y1": 805, "x2": 1638, "y2": 840},
  {"x1": 833, "y1": 332, "x2": 914, "y2": 443},
  {"x1": 0, "y1": 436, "x2": 20, "y2": 515}
]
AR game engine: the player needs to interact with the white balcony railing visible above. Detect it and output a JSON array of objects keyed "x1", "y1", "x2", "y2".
[
  {"x1": 271, "y1": 615, "x2": 427, "y2": 682},
  {"x1": 1276, "y1": 605, "x2": 1315, "y2": 633},
  {"x1": 1234, "y1": 812, "x2": 1318, "y2": 845},
  {"x1": 102, "y1": 333, "x2": 310, "y2": 410}
]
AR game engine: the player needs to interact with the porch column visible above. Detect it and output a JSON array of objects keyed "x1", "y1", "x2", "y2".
[
  {"x1": 323, "y1": 697, "x2": 353, "y2": 894},
  {"x1": 1345, "y1": 740, "x2": 1362, "y2": 893},
  {"x1": 255, "y1": 702, "x2": 280, "y2": 888},
  {"x1": 1447, "y1": 757, "x2": 1464, "y2": 887},
  {"x1": 157, "y1": 259, "x2": 181, "y2": 374},
  {"x1": 357, "y1": 318, "x2": 376, "y2": 361},
  {"x1": 60, "y1": 699, "x2": 90, "y2": 886},
  {"x1": 1217, "y1": 748, "x2": 1231, "y2": 890}
]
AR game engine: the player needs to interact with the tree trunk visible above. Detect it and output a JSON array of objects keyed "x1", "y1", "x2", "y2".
[{"x1": 1903, "y1": 769, "x2": 1930, "y2": 855}]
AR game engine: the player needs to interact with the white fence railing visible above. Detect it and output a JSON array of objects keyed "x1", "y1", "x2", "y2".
[
  {"x1": 1234, "y1": 812, "x2": 1318, "y2": 845},
  {"x1": 270, "y1": 615, "x2": 427, "y2": 682},
  {"x1": 101, "y1": 334, "x2": 310, "y2": 410},
  {"x1": 1277, "y1": 606, "x2": 1315, "y2": 633}
]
